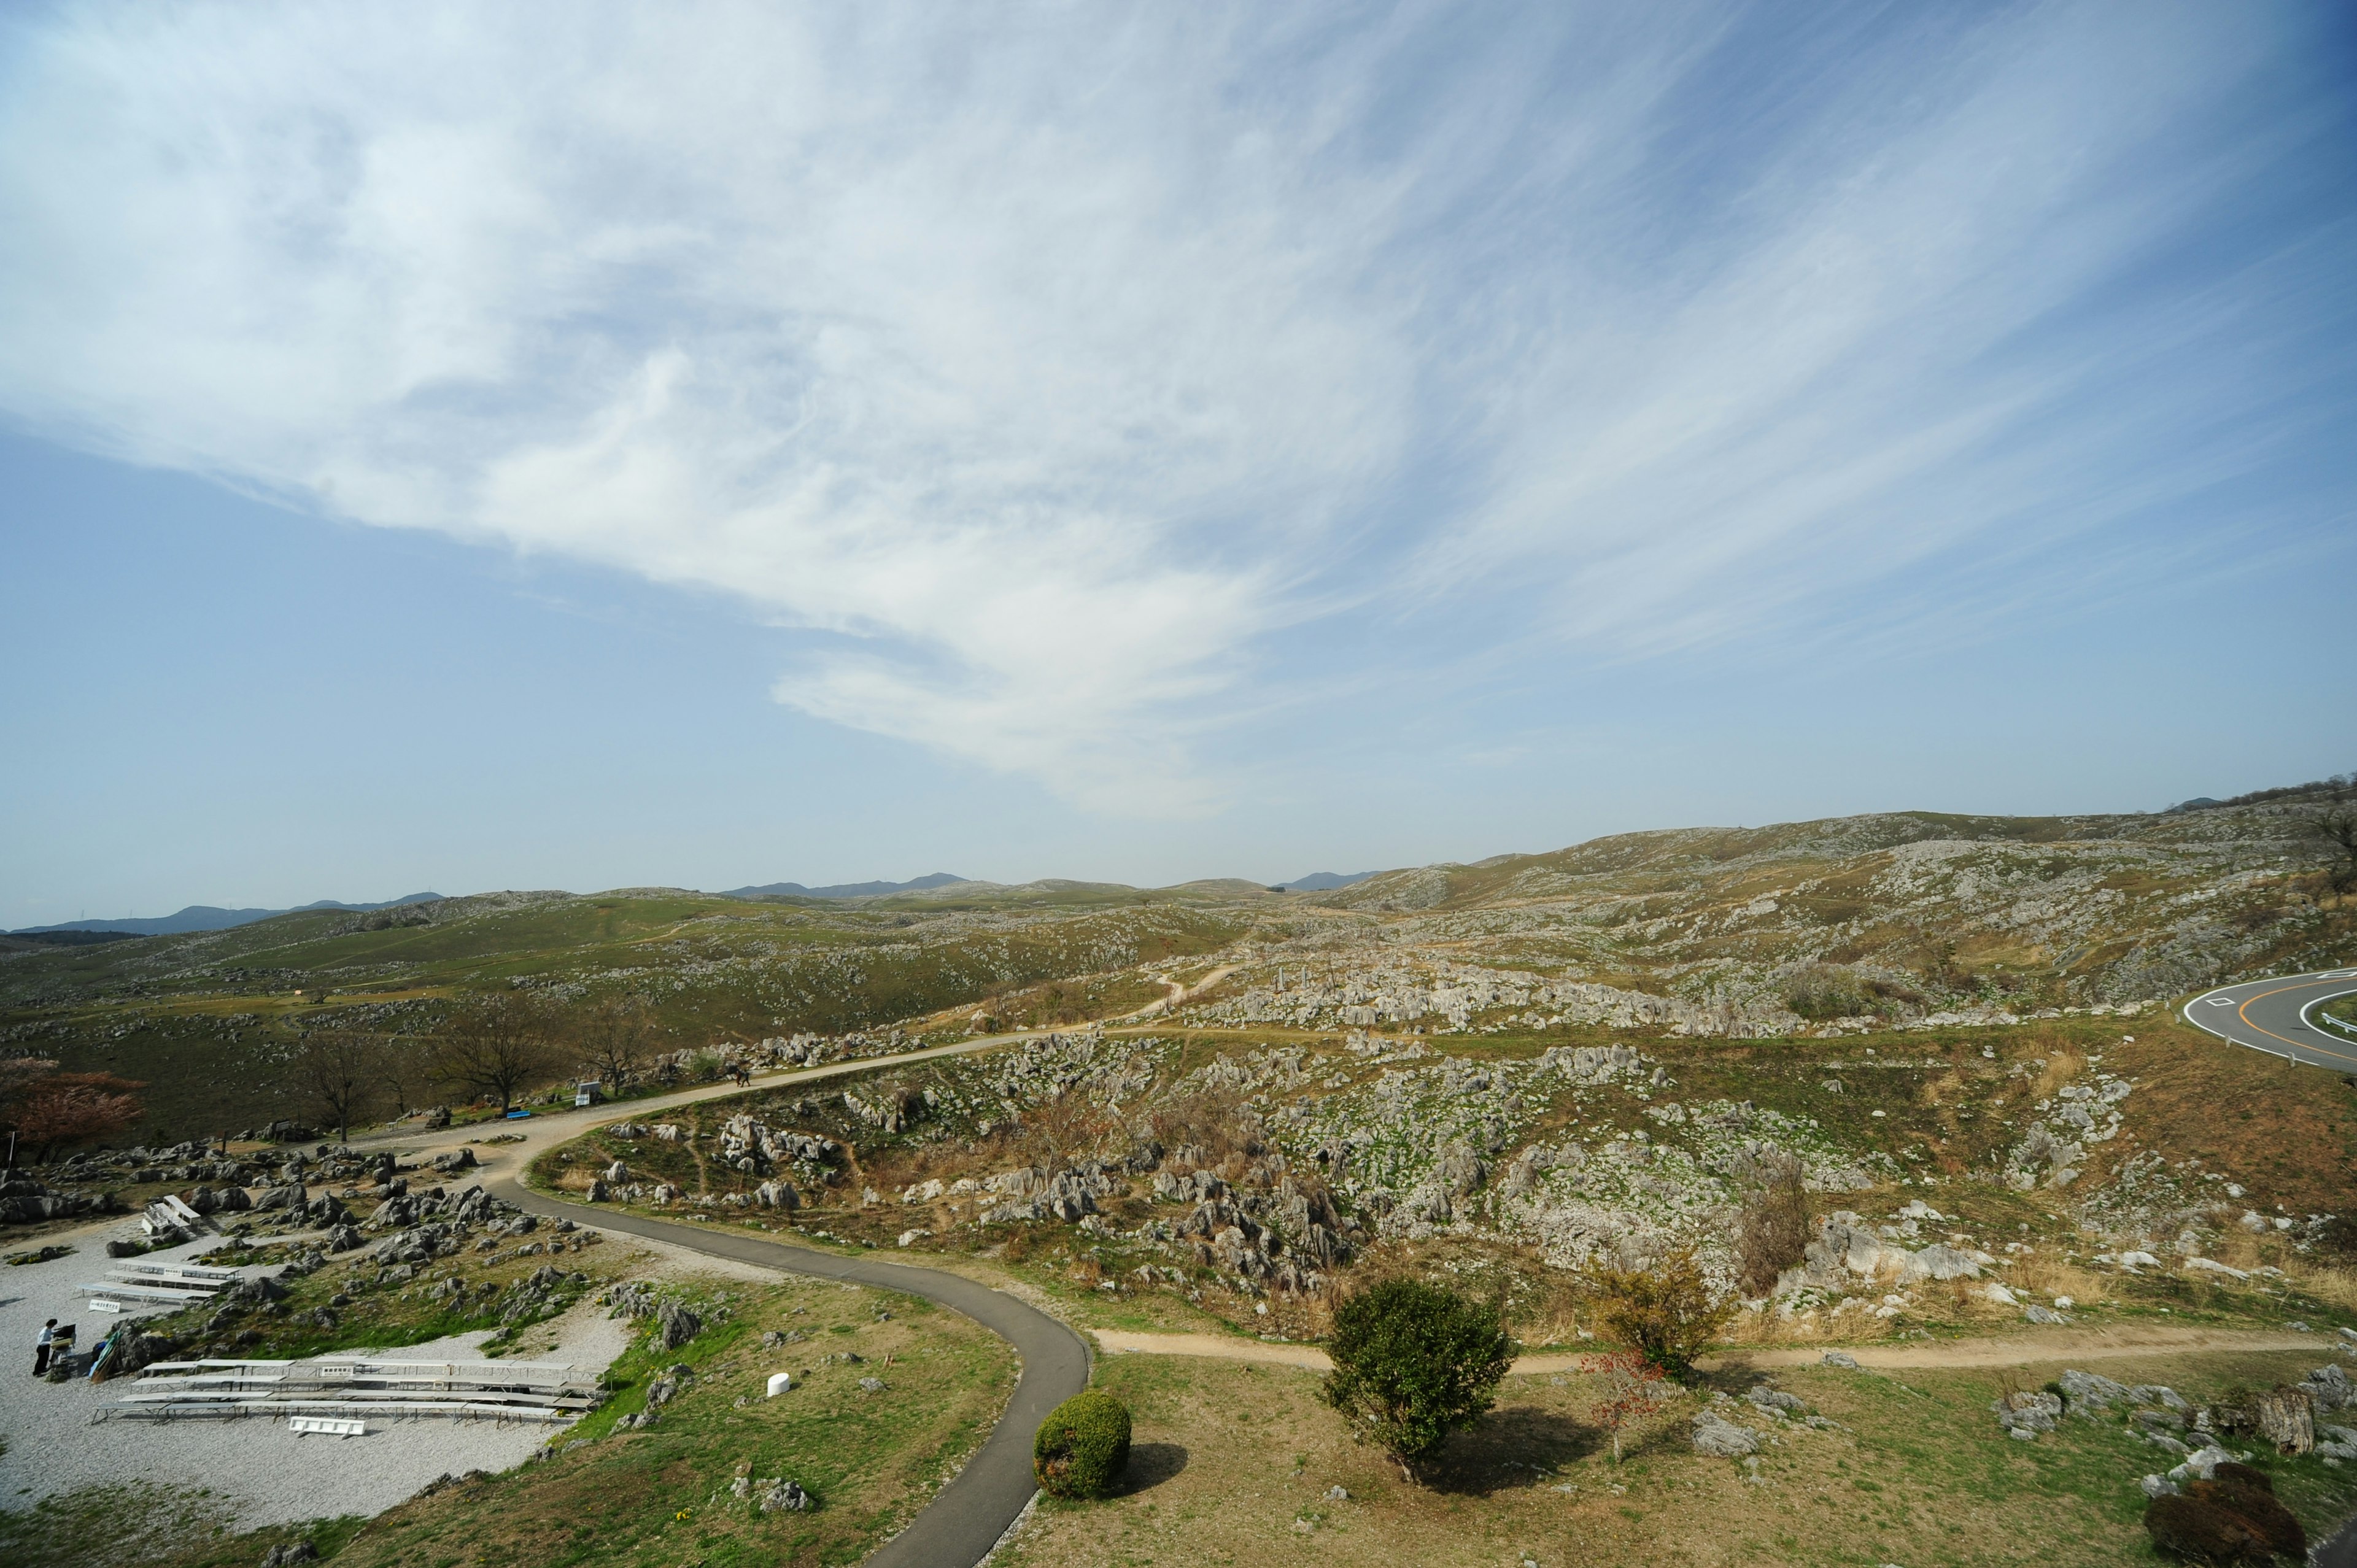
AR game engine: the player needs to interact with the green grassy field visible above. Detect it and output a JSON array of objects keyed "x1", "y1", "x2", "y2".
[
  {"x1": 0, "y1": 892, "x2": 1245, "y2": 1140},
  {"x1": 998, "y1": 1348, "x2": 2357, "y2": 1568}
]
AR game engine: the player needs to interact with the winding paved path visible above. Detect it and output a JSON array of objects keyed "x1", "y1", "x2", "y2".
[
  {"x1": 380, "y1": 1029, "x2": 1096, "y2": 1568},
  {"x1": 2183, "y1": 968, "x2": 2357, "y2": 1072},
  {"x1": 491, "y1": 1175, "x2": 1089, "y2": 1568}
]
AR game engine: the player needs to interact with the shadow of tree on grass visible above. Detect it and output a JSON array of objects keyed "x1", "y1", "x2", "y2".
[
  {"x1": 1422, "y1": 1402, "x2": 1600, "y2": 1496},
  {"x1": 1114, "y1": 1442, "x2": 1190, "y2": 1496}
]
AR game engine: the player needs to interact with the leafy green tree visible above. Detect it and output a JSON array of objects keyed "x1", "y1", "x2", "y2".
[{"x1": 1320, "y1": 1278, "x2": 1515, "y2": 1482}]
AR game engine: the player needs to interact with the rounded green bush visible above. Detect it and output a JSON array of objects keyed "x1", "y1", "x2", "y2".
[{"x1": 1032, "y1": 1387, "x2": 1131, "y2": 1499}]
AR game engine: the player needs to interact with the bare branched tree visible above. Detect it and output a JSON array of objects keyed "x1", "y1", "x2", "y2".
[
  {"x1": 575, "y1": 995, "x2": 664, "y2": 1093},
  {"x1": 290, "y1": 1029, "x2": 384, "y2": 1142},
  {"x1": 376, "y1": 1038, "x2": 425, "y2": 1118},
  {"x1": 429, "y1": 992, "x2": 561, "y2": 1114},
  {"x1": 1735, "y1": 1151, "x2": 1811, "y2": 1297},
  {"x1": 2310, "y1": 788, "x2": 2357, "y2": 895},
  {"x1": 1021, "y1": 1087, "x2": 1112, "y2": 1177}
]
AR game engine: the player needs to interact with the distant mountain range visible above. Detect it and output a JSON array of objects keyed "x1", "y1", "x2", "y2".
[
  {"x1": 717, "y1": 873, "x2": 970, "y2": 901},
  {"x1": 10, "y1": 866, "x2": 1385, "y2": 935},
  {"x1": 10, "y1": 893, "x2": 444, "y2": 938}
]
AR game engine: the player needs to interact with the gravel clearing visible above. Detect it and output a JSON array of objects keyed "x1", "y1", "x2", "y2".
[{"x1": 0, "y1": 1222, "x2": 637, "y2": 1531}]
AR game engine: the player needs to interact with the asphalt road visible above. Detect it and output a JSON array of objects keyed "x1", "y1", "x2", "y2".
[
  {"x1": 422, "y1": 1028, "x2": 1098, "y2": 1568},
  {"x1": 2183, "y1": 967, "x2": 2357, "y2": 1564},
  {"x1": 2181, "y1": 968, "x2": 2357, "y2": 1072},
  {"x1": 487, "y1": 1172, "x2": 1091, "y2": 1568}
]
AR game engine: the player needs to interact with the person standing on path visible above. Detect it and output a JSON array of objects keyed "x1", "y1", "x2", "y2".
[{"x1": 34, "y1": 1318, "x2": 56, "y2": 1375}]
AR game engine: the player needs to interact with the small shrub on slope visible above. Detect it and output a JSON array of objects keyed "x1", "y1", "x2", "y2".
[
  {"x1": 1034, "y1": 1388, "x2": 1131, "y2": 1500},
  {"x1": 1582, "y1": 1246, "x2": 1735, "y2": 1380}
]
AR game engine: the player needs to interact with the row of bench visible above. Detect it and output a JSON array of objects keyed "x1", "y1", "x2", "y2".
[{"x1": 107, "y1": 1356, "x2": 599, "y2": 1426}]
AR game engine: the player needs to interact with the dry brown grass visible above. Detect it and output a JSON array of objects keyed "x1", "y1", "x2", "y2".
[
  {"x1": 2005, "y1": 1253, "x2": 2107, "y2": 1305},
  {"x1": 2210, "y1": 1230, "x2": 2267, "y2": 1270},
  {"x1": 1917, "y1": 1068, "x2": 1967, "y2": 1108},
  {"x1": 2029, "y1": 1048, "x2": 2088, "y2": 1102},
  {"x1": 1515, "y1": 1303, "x2": 1589, "y2": 1348},
  {"x1": 2283, "y1": 1259, "x2": 2357, "y2": 1313}
]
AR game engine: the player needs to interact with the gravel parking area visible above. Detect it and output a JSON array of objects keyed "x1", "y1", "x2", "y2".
[{"x1": 0, "y1": 1219, "x2": 636, "y2": 1531}]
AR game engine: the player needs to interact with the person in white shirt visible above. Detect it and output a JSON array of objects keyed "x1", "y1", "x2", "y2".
[{"x1": 34, "y1": 1318, "x2": 57, "y2": 1376}]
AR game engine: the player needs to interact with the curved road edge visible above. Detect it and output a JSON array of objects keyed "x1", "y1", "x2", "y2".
[
  {"x1": 487, "y1": 1172, "x2": 1091, "y2": 1568},
  {"x1": 2181, "y1": 968, "x2": 2357, "y2": 1073}
]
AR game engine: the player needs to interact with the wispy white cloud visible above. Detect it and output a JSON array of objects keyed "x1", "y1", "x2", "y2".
[{"x1": 0, "y1": 1, "x2": 2344, "y2": 811}]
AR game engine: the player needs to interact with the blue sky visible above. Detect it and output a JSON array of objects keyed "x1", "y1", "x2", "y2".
[{"x1": 2, "y1": 1, "x2": 2353, "y2": 927}]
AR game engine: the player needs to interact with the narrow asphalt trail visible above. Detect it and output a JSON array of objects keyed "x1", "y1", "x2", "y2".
[
  {"x1": 2183, "y1": 968, "x2": 2357, "y2": 1072},
  {"x1": 364, "y1": 1028, "x2": 1101, "y2": 1567},
  {"x1": 486, "y1": 1172, "x2": 1089, "y2": 1568}
]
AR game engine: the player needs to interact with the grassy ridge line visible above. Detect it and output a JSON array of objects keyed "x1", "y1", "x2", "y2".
[{"x1": 1, "y1": 899, "x2": 1245, "y2": 1138}]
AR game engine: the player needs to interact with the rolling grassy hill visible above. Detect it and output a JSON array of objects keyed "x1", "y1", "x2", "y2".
[
  {"x1": 3, "y1": 787, "x2": 2347, "y2": 1143},
  {"x1": 0, "y1": 887, "x2": 1248, "y2": 1139}
]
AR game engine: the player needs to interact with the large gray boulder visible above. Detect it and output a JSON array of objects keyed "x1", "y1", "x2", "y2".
[
  {"x1": 2058, "y1": 1369, "x2": 2132, "y2": 1414},
  {"x1": 1993, "y1": 1390, "x2": 2062, "y2": 1439},
  {"x1": 1897, "y1": 1244, "x2": 1981, "y2": 1283},
  {"x1": 656, "y1": 1300, "x2": 702, "y2": 1349},
  {"x1": 1691, "y1": 1409, "x2": 1760, "y2": 1456}
]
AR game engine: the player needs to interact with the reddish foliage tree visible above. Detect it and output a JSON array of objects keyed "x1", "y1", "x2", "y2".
[
  {"x1": 1582, "y1": 1348, "x2": 1670, "y2": 1463},
  {"x1": 8, "y1": 1071, "x2": 147, "y2": 1161}
]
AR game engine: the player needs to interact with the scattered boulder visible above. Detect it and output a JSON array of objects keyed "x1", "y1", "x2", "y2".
[
  {"x1": 1820, "y1": 1351, "x2": 1859, "y2": 1369},
  {"x1": 656, "y1": 1300, "x2": 702, "y2": 1349},
  {"x1": 2058, "y1": 1369, "x2": 2132, "y2": 1415},
  {"x1": 730, "y1": 1475, "x2": 812, "y2": 1512},
  {"x1": 0, "y1": 1177, "x2": 115, "y2": 1226},
  {"x1": 1897, "y1": 1244, "x2": 1981, "y2": 1283},
  {"x1": 1992, "y1": 1389, "x2": 2062, "y2": 1439},
  {"x1": 1746, "y1": 1385, "x2": 1806, "y2": 1415},
  {"x1": 2302, "y1": 1364, "x2": 2350, "y2": 1412},
  {"x1": 258, "y1": 1543, "x2": 319, "y2": 1568},
  {"x1": 1690, "y1": 1410, "x2": 1760, "y2": 1457},
  {"x1": 2252, "y1": 1387, "x2": 2314, "y2": 1455},
  {"x1": 2168, "y1": 1445, "x2": 2234, "y2": 1483}
]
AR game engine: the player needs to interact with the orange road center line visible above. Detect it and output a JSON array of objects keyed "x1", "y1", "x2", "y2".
[{"x1": 2234, "y1": 979, "x2": 2357, "y2": 1065}]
